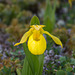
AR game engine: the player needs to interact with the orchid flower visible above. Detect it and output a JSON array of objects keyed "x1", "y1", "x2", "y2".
[{"x1": 14, "y1": 25, "x2": 63, "y2": 55}]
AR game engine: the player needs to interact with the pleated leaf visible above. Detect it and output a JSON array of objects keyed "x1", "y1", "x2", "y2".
[
  {"x1": 44, "y1": 17, "x2": 54, "y2": 33},
  {"x1": 23, "y1": 43, "x2": 39, "y2": 75},
  {"x1": 22, "y1": 57, "x2": 33, "y2": 75},
  {"x1": 38, "y1": 54, "x2": 44, "y2": 75},
  {"x1": 44, "y1": 0, "x2": 57, "y2": 33}
]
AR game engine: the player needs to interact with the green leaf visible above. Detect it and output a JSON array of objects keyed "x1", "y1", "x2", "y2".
[
  {"x1": 51, "y1": 0, "x2": 56, "y2": 23},
  {"x1": 44, "y1": 0, "x2": 52, "y2": 19},
  {"x1": 44, "y1": 17, "x2": 54, "y2": 33},
  {"x1": 59, "y1": 56, "x2": 66, "y2": 63},
  {"x1": 66, "y1": 67, "x2": 73, "y2": 72},
  {"x1": 22, "y1": 57, "x2": 33, "y2": 75},
  {"x1": 16, "y1": 68, "x2": 21, "y2": 75},
  {"x1": 56, "y1": 70, "x2": 66, "y2": 75},
  {"x1": 23, "y1": 43, "x2": 39, "y2": 75},
  {"x1": 44, "y1": 0, "x2": 57, "y2": 33},
  {"x1": 66, "y1": 72, "x2": 73, "y2": 75},
  {"x1": 38, "y1": 54, "x2": 44, "y2": 75},
  {"x1": 44, "y1": 0, "x2": 56, "y2": 23},
  {"x1": 44, "y1": 0, "x2": 54, "y2": 33},
  {"x1": 30, "y1": 16, "x2": 40, "y2": 25},
  {"x1": 71, "y1": 58, "x2": 75, "y2": 65}
]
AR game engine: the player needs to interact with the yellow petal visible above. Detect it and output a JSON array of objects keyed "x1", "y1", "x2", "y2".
[
  {"x1": 28, "y1": 34, "x2": 46, "y2": 55},
  {"x1": 14, "y1": 28, "x2": 33, "y2": 46},
  {"x1": 30, "y1": 25, "x2": 45, "y2": 30},
  {"x1": 43, "y1": 31, "x2": 63, "y2": 48},
  {"x1": 14, "y1": 43, "x2": 20, "y2": 46}
]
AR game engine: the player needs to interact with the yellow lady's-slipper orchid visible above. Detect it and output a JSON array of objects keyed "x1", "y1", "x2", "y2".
[{"x1": 14, "y1": 25, "x2": 63, "y2": 55}]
